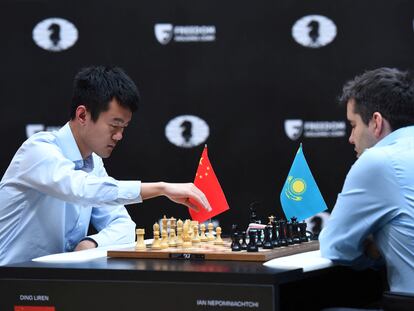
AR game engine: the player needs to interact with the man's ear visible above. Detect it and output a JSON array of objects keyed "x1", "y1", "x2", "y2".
[
  {"x1": 75, "y1": 105, "x2": 88, "y2": 125},
  {"x1": 372, "y1": 112, "x2": 391, "y2": 138}
]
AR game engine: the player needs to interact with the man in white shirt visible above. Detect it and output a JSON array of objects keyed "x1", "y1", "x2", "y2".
[{"x1": 0, "y1": 66, "x2": 211, "y2": 265}]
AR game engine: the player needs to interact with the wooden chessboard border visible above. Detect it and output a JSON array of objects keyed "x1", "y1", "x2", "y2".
[{"x1": 107, "y1": 240, "x2": 319, "y2": 262}]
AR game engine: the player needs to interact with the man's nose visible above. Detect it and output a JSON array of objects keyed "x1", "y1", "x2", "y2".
[
  {"x1": 348, "y1": 130, "x2": 354, "y2": 144},
  {"x1": 113, "y1": 130, "x2": 123, "y2": 141}
]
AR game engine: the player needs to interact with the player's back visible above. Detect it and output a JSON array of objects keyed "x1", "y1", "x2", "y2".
[{"x1": 0, "y1": 130, "x2": 63, "y2": 265}]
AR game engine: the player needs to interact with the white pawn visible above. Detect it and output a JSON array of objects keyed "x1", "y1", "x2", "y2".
[
  {"x1": 192, "y1": 224, "x2": 201, "y2": 246},
  {"x1": 169, "y1": 227, "x2": 177, "y2": 247},
  {"x1": 214, "y1": 227, "x2": 224, "y2": 245},
  {"x1": 200, "y1": 224, "x2": 208, "y2": 242},
  {"x1": 208, "y1": 222, "x2": 215, "y2": 244}
]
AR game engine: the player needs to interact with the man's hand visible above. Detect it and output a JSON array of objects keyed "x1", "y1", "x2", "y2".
[
  {"x1": 364, "y1": 236, "x2": 381, "y2": 260},
  {"x1": 74, "y1": 239, "x2": 97, "y2": 251},
  {"x1": 141, "y1": 182, "x2": 212, "y2": 212}
]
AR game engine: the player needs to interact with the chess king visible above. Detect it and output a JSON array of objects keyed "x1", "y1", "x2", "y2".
[{"x1": 0, "y1": 65, "x2": 211, "y2": 266}]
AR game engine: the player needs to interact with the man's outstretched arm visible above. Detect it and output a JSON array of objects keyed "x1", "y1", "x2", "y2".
[{"x1": 141, "y1": 182, "x2": 212, "y2": 212}]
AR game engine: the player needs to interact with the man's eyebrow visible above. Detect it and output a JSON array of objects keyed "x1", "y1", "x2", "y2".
[
  {"x1": 110, "y1": 119, "x2": 130, "y2": 128},
  {"x1": 111, "y1": 118, "x2": 128, "y2": 124}
]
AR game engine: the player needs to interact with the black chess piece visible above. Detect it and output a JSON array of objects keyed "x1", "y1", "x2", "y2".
[
  {"x1": 278, "y1": 220, "x2": 288, "y2": 247},
  {"x1": 291, "y1": 217, "x2": 301, "y2": 244},
  {"x1": 271, "y1": 220, "x2": 280, "y2": 248},
  {"x1": 231, "y1": 232, "x2": 242, "y2": 252},
  {"x1": 256, "y1": 229, "x2": 263, "y2": 247},
  {"x1": 231, "y1": 224, "x2": 238, "y2": 248},
  {"x1": 241, "y1": 231, "x2": 248, "y2": 250},
  {"x1": 247, "y1": 229, "x2": 259, "y2": 252},
  {"x1": 286, "y1": 221, "x2": 294, "y2": 245},
  {"x1": 249, "y1": 201, "x2": 261, "y2": 224},
  {"x1": 263, "y1": 226, "x2": 273, "y2": 249},
  {"x1": 299, "y1": 221, "x2": 309, "y2": 242}
]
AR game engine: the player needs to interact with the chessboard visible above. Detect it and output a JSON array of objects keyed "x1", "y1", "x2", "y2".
[{"x1": 107, "y1": 239, "x2": 319, "y2": 262}]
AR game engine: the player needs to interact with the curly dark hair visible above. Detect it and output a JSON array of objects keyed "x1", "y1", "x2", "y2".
[{"x1": 339, "y1": 67, "x2": 414, "y2": 131}]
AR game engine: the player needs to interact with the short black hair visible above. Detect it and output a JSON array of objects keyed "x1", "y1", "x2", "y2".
[
  {"x1": 339, "y1": 67, "x2": 414, "y2": 131},
  {"x1": 71, "y1": 66, "x2": 140, "y2": 122}
]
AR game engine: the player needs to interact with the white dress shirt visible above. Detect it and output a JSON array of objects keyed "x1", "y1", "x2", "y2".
[
  {"x1": 0, "y1": 123, "x2": 141, "y2": 265},
  {"x1": 320, "y1": 126, "x2": 414, "y2": 293}
]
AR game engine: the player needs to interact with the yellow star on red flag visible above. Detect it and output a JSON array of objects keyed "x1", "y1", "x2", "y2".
[{"x1": 189, "y1": 146, "x2": 229, "y2": 222}]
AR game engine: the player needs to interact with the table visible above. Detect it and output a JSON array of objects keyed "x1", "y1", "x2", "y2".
[{"x1": 0, "y1": 253, "x2": 384, "y2": 310}]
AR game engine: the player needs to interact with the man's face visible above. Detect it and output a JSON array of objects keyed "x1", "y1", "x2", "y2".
[
  {"x1": 83, "y1": 99, "x2": 132, "y2": 158},
  {"x1": 346, "y1": 99, "x2": 378, "y2": 158}
]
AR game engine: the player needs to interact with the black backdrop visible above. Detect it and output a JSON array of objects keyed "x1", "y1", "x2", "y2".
[{"x1": 1, "y1": 0, "x2": 414, "y2": 233}]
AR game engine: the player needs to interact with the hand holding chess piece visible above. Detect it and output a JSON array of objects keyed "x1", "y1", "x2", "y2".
[{"x1": 146, "y1": 182, "x2": 212, "y2": 212}]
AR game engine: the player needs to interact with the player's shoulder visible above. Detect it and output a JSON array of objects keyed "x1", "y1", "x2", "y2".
[
  {"x1": 357, "y1": 146, "x2": 389, "y2": 167},
  {"x1": 20, "y1": 131, "x2": 61, "y2": 157},
  {"x1": 348, "y1": 146, "x2": 392, "y2": 179}
]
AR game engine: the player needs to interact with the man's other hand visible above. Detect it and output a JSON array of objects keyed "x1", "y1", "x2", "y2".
[{"x1": 74, "y1": 239, "x2": 97, "y2": 251}]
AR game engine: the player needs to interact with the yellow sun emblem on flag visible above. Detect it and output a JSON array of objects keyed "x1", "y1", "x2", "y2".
[{"x1": 285, "y1": 176, "x2": 306, "y2": 201}]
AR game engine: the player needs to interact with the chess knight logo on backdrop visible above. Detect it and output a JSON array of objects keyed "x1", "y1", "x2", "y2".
[
  {"x1": 291, "y1": 15, "x2": 337, "y2": 48},
  {"x1": 165, "y1": 115, "x2": 210, "y2": 148},
  {"x1": 154, "y1": 23, "x2": 216, "y2": 45},
  {"x1": 284, "y1": 119, "x2": 346, "y2": 140},
  {"x1": 33, "y1": 18, "x2": 78, "y2": 52}
]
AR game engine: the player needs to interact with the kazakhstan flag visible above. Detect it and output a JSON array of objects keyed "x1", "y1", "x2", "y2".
[{"x1": 280, "y1": 144, "x2": 327, "y2": 221}]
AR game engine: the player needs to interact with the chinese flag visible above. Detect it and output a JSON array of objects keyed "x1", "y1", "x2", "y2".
[{"x1": 189, "y1": 146, "x2": 229, "y2": 222}]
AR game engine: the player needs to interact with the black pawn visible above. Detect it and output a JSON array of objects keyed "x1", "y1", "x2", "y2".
[
  {"x1": 256, "y1": 229, "x2": 263, "y2": 248},
  {"x1": 299, "y1": 221, "x2": 309, "y2": 242},
  {"x1": 286, "y1": 221, "x2": 293, "y2": 245},
  {"x1": 278, "y1": 220, "x2": 288, "y2": 247},
  {"x1": 241, "y1": 231, "x2": 248, "y2": 250},
  {"x1": 272, "y1": 220, "x2": 280, "y2": 248},
  {"x1": 263, "y1": 226, "x2": 273, "y2": 249},
  {"x1": 247, "y1": 230, "x2": 259, "y2": 252},
  {"x1": 231, "y1": 232, "x2": 242, "y2": 252},
  {"x1": 291, "y1": 218, "x2": 301, "y2": 244}
]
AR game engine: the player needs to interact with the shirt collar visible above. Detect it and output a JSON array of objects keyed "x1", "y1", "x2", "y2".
[
  {"x1": 375, "y1": 125, "x2": 414, "y2": 148},
  {"x1": 55, "y1": 122, "x2": 94, "y2": 172}
]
